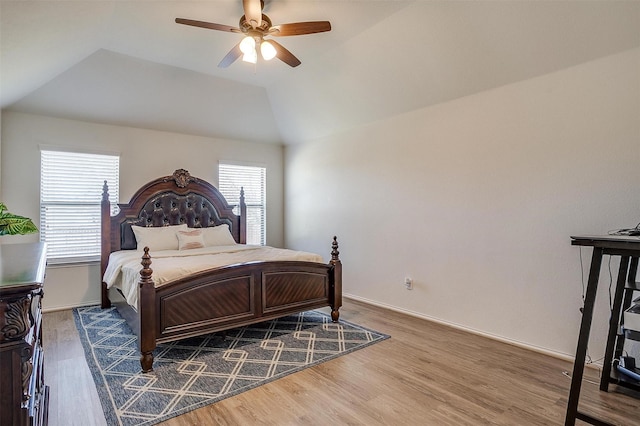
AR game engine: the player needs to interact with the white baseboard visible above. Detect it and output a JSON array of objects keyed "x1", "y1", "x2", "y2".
[
  {"x1": 344, "y1": 293, "x2": 582, "y2": 365},
  {"x1": 42, "y1": 300, "x2": 101, "y2": 313}
]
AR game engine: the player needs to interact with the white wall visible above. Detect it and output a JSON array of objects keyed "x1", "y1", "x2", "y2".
[
  {"x1": 0, "y1": 112, "x2": 284, "y2": 311},
  {"x1": 285, "y1": 48, "x2": 640, "y2": 359}
]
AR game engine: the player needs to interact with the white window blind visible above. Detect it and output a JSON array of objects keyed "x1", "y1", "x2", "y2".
[
  {"x1": 218, "y1": 163, "x2": 266, "y2": 245},
  {"x1": 40, "y1": 150, "x2": 119, "y2": 263}
]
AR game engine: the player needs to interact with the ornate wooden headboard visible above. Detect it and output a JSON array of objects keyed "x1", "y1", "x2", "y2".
[{"x1": 100, "y1": 169, "x2": 246, "y2": 276}]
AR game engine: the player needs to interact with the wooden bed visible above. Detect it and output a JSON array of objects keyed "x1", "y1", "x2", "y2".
[{"x1": 100, "y1": 169, "x2": 342, "y2": 372}]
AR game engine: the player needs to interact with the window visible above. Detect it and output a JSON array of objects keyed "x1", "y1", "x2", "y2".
[
  {"x1": 218, "y1": 163, "x2": 266, "y2": 245},
  {"x1": 40, "y1": 150, "x2": 119, "y2": 263}
]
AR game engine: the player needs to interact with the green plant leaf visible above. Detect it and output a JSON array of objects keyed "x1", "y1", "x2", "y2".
[{"x1": 0, "y1": 203, "x2": 38, "y2": 236}]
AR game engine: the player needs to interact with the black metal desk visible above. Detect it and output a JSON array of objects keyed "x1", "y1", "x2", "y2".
[{"x1": 565, "y1": 235, "x2": 640, "y2": 426}]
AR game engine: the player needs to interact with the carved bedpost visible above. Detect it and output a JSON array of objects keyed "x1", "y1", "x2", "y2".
[
  {"x1": 101, "y1": 181, "x2": 112, "y2": 308},
  {"x1": 138, "y1": 247, "x2": 156, "y2": 372},
  {"x1": 239, "y1": 187, "x2": 247, "y2": 244},
  {"x1": 330, "y1": 236, "x2": 342, "y2": 322}
]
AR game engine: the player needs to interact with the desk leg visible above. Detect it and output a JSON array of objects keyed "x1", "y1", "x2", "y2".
[
  {"x1": 618, "y1": 259, "x2": 639, "y2": 360},
  {"x1": 565, "y1": 247, "x2": 603, "y2": 426},
  {"x1": 599, "y1": 256, "x2": 630, "y2": 391}
]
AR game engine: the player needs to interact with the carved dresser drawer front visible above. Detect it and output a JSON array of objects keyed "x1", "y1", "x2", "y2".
[{"x1": 0, "y1": 243, "x2": 49, "y2": 426}]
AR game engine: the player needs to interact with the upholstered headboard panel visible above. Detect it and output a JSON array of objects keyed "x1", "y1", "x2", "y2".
[{"x1": 118, "y1": 191, "x2": 236, "y2": 250}]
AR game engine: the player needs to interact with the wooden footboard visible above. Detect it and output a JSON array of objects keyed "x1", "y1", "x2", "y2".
[{"x1": 138, "y1": 238, "x2": 342, "y2": 372}]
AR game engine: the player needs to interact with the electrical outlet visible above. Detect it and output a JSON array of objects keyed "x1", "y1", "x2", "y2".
[{"x1": 404, "y1": 277, "x2": 413, "y2": 290}]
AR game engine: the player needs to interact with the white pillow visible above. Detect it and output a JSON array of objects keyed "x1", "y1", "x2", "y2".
[
  {"x1": 131, "y1": 224, "x2": 188, "y2": 251},
  {"x1": 201, "y1": 224, "x2": 238, "y2": 246},
  {"x1": 177, "y1": 229, "x2": 205, "y2": 250}
]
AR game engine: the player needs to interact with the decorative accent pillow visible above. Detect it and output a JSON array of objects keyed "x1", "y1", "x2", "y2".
[
  {"x1": 177, "y1": 229, "x2": 205, "y2": 250},
  {"x1": 201, "y1": 224, "x2": 238, "y2": 246},
  {"x1": 131, "y1": 224, "x2": 188, "y2": 251}
]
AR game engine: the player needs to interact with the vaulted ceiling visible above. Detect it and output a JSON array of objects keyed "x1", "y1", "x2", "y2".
[{"x1": 2, "y1": 1, "x2": 639, "y2": 144}]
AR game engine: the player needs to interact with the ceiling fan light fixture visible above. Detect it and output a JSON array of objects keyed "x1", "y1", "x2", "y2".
[
  {"x1": 239, "y1": 36, "x2": 256, "y2": 54},
  {"x1": 242, "y1": 49, "x2": 258, "y2": 64},
  {"x1": 260, "y1": 41, "x2": 277, "y2": 61}
]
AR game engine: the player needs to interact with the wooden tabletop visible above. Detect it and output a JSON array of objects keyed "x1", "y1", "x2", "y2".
[{"x1": 571, "y1": 234, "x2": 640, "y2": 255}]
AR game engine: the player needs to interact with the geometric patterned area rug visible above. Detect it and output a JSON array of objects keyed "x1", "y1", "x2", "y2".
[{"x1": 73, "y1": 306, "x2": 389, "y2": 426}]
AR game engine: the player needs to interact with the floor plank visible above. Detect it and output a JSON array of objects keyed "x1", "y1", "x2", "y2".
[{"x1": 42, "y1": 299, "x2": 640, "y2": 425}]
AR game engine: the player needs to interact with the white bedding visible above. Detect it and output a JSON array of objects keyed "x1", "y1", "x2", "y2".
[{"x1": 103, "y1": 245, "x2": 324, "y2": 307}]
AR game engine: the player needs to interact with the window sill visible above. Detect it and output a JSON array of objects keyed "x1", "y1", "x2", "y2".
[{"x1": 46, "y1": 258, "x2": 100, "y2": 268}]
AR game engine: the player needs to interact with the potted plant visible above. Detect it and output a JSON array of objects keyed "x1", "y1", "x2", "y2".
[{"x1": 0, "y1": 203, "x2": 38, "y2": 235}]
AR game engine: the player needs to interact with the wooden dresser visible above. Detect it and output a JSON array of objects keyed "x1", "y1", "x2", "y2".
[{"x1": 0, "y1": 243, "x2": 48, "y2": 426}]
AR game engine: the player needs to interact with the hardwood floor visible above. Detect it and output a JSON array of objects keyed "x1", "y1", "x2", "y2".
[{"x1": 43, "y1": 299, "x2": 640, "y2": 425}]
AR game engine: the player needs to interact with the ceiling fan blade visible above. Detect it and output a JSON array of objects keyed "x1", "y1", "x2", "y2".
[
  {"x1": 269, "y1": 21, "x2": 331, "y2": 37},
  {"x1": 243, "y1": 0, "x2": 262, "y2": 28},
  {"x1": 218, "y1": 43, "x2": 242, "y2": 68},
  {"x1": 269, "y1": 40, "x2": 301, "y2": 67},
  {"x1": 175, "y1": 18, "x2": 240, "y2": 33}
]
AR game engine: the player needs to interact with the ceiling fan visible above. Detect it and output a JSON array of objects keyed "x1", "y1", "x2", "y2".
[{"x1": 175, "y1": 0, "x2": 331, "y2": 68}]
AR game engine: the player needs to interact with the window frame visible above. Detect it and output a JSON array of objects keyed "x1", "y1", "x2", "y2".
[
  {"x1": 40, "y1": 148, "x2": 120, "y2": 264},
  {"x1": 218, "y1": 162, "x2": 266, "y2": 246}
]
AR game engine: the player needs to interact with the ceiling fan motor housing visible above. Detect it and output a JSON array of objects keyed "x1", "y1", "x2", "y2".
[{"x1": 240, "y1": 14, "x2": 272, "y2": 34}]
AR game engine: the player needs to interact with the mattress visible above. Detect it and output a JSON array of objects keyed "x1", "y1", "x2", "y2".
[{"x1": 103, "y1": 244, "x2": 324, "y2": 307}]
